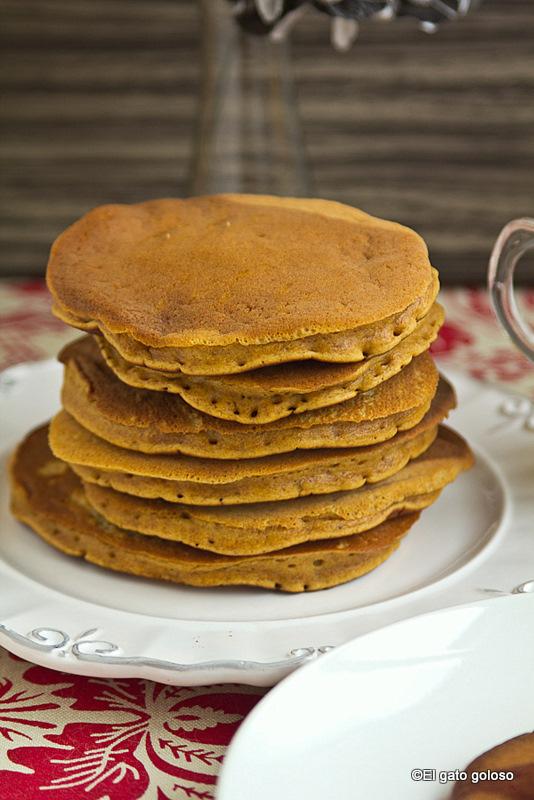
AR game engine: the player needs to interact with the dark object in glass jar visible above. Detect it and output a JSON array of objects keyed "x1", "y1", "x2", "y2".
[{"x1": 227, "y1": 0, "x2": 478, "y2": 35}]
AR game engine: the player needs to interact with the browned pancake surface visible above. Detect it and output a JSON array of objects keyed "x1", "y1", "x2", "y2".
[
  {"x1": 60, "y1": 335, "x2": 444, "y2": 456},
  {"x1": 51, "y1": 375, "x2": 455, "y2": 504},
  {"x1": 452, "y1": 732, "x2": 534, "y2": 799},
  {"x1": 96, "y1": 304, "x2": 443, "y2": 423},
  {"x1": 10, "y1": 425, "x2": 418, "y2": 591},
  {"x1": 95, "y1": 269, "x2": 437, "y2": 375},
  {"x1": 62, "y1": 423, "x2": 438, "y2": 506},
  {"x1": 47, "y1": 195, "x2": 435, "y2": 347},
  {"x1": 83, "y1": 426, "x2": 474, "y2": 555}
]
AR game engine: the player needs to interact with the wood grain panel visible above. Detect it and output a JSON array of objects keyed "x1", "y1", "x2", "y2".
[{"x1": 1, "y1": 0, "x2": 533, "y2": 282}]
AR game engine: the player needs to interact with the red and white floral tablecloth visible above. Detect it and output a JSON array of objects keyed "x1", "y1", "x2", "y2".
[{"x1": 1, "y1": 278, "x2": 533, "y2": 799}]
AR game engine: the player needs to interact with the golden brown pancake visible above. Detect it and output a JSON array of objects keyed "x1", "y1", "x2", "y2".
[
  {"x1": 88, "y1": 267, "x2": 438, "y2": 376},
  {"x1": 52, "y1": 372, "x2": 455, "y2": 506},
  {"x1": 47, "y1": 195, "x2": 437, "y2": 375},
  {"x1": 10, "y1": 425, "x2": 418, "y2": 592},
  {"x1": 51, "y1": 410, "x2": 439, "y2": 505},
  {"x1": 83, "y1": 426, "x2": 473, "y2": 555},
  {"x1": 60, "y1": 336, "x2": 442, "y2": 458},
  {"x1": 97, "y1": 304, "x2": 443, "y2": 423},
  {"x1": 452, "y1": 732, "x2": 534, "y2": 799}
]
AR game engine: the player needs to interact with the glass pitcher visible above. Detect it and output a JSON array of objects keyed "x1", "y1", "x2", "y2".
[{"x1": 488, "y1": 219, "x2": 534, "y2": 362}]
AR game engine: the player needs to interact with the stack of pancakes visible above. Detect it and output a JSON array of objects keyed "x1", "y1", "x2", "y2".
[{"x1": 10, "y1": 195, "x2": 473, "y2": 592}]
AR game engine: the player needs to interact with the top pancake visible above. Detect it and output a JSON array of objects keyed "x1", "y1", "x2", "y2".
[
  {"x1": 80, "y1": 268, "x2": 437, "y2": 375},
  {"x1": 47, "y1": 195, "x2": 437, "y2": 361}
]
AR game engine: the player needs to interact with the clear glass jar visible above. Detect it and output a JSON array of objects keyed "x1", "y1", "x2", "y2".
[{"x1": 187, "y1": 0, "x2": 311, "y2": 196}]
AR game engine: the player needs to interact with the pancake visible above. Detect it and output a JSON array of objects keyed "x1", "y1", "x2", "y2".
[
  {"x1": 66, "y1": 426, "x2": 438, "y2": 506},
  {"x1": 60, "y1": 336, "x2": 441, "y2": 458},
  {"x1": 97, "y1": 303, "x2": 444, "y2": 424},
  {"x1": 452, "y1": 732, "x2": 534, "y2": 799},
  {"x1": 52, "y1": 409, "x2": 440, "y2": 505},
  {"x1": 83, "y1": 426, "x2": 473, "y2": 555},
  {"x1": 87, "y1": 268, "x2": 438, "y2": 375},
  {"x1": 52, "y1": 376, "x2": 454, "y2": 505},
  {"x1": 47, "y1": 195, "x2": 438, "y2": 375},
  {"x1": 10, "y1": 425, "x2": 418, "y2": 592}
]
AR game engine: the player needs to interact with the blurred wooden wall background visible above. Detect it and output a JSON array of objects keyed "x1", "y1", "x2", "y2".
[{"x1": 1, "y1": 0, "x2": 533, "y2": 282}]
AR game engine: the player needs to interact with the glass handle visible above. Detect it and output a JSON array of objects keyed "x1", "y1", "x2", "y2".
[{"x1": 488, "y1": 218, "x2": 534, "y2": 362}]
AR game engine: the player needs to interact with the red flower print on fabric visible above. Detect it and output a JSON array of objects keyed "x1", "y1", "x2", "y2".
[
  {"x1": 0, "y1": 652, "x2": 264, "y2": 800},
  {"x1": 431, "y1": 321, "x2": 473, "y2": 357}
]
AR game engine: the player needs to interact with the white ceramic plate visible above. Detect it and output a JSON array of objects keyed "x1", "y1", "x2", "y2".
[
  {"x1": 218, "y1": 593, "x2": 534, "y2": 799},
  {"x1": 0, "y1": 359, "x2": 528, "y2": 685}
]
